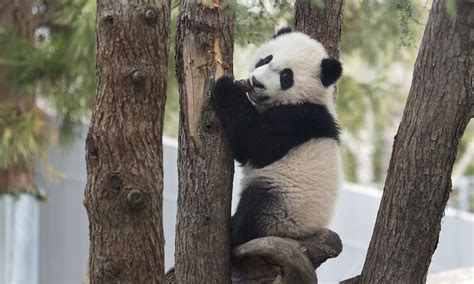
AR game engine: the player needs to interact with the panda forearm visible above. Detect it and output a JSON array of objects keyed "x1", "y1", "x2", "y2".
[
  {"x1": 217, "y1": 107, "x2": 259, "y2": 164},
  {"x1": 212, "y1": 76, "x2": 260, "y2": 163}
]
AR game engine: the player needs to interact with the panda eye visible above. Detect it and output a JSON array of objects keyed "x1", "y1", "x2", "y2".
[
  {"x1": 280, "y1": 68, "x2": 294, "y2": 90},
  {"x1": 255, "y1": 55, "x2": 273, "y2": 68}
]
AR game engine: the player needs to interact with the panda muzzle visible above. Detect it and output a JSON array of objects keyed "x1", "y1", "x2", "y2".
[{"x1": 251, "y1": 76, "x2": 266, "y2": 90}]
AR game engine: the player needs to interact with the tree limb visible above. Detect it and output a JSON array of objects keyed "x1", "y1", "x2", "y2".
[
  {"x1": 166, "y1": 229, "x2": 342, "y2": 284},
  {"x1": 233, "y1": 237, "x2": 316, "y2": 284},
  {"x1": 232, "y1": 229, "x2": 342, "y2": 284}
]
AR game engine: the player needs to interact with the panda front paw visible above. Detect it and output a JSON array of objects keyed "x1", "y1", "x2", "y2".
[
  {"x1": 213, "y1": 75, "x2": 242, "y2": 94},
  {"x1": 211, "y1": 75, "x2": 248, "y2": 108}
]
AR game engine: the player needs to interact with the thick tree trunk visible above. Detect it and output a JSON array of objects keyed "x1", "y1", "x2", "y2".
[
  {"x1": 0, "y1": 0, "x2": 36, "y2": 195},
  {"x1": 174, "y1": 1, "x2": 235, "y2": 283},
  {"x1": 83, "y1": 1, "x2": 170, "y2": 283},
  {"x1": 358, "y1": 1, "x2": 473, "y2": 282},
  {"x1": 294, "y1": 0, "x2": 345, "y2": 59}
]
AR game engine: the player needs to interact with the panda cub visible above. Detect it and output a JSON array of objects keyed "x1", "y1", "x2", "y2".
[{"x1": 211, "y1": 27, "x2": 342, "y2": 248}]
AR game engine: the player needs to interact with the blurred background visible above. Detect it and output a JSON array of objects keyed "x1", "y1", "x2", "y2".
[{"x1": 0, "y1": 0, "x2": 472, "y2": 283}]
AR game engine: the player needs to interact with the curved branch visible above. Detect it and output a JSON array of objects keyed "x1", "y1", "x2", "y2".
[
  {"x1": 233, "y1": 237, "x2": 316, "y2": 284},
  {"x1": 297, "y1": 228, "x2": 343, "y2": 268},
  {"x1": 232, "y1": 229, "x2": 342, "y2": 283},
  {"x1": 166, "y1": 229, "x2": 342, "y2": 283}
]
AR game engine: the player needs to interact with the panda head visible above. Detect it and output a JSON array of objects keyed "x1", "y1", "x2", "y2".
[{"x1": 247, "y1": 28, "x2": 342, "y2": 110}]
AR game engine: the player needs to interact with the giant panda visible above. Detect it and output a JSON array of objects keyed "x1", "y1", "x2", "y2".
[{"x1": 211, "y1": 27, "x2": 343, "y2": 248}]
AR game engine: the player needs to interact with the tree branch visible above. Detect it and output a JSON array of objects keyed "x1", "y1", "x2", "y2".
[
  {"x1": 166, "y1": 229, "x2": 342, "y2": 284},
  {"x1": 232, "y1": 229, "x2": 342, "y2": 283}
]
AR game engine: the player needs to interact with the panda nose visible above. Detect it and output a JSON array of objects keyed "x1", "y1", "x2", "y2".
[{"x1": 251, "y1": 76, "x2": 265, "y2": 89}]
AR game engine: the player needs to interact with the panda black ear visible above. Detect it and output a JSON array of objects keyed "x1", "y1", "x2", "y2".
[
  {"x1": 272, "y1": 27, "x2": 292, "y2": 39},
  {"x1": 321, "y1": 58, "x2": 342, "y2": 87}
]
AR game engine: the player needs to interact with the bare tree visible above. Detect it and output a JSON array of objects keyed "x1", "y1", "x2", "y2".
[
  {"x1": 174, "y1": 0, "x2": 235, "y2": 283},
  {"x1": 83, "y1": 1, "x2": 170, "y2": 282},
  {"x1": 345, "y1": 0, "x2": 473, "y2": 282}
]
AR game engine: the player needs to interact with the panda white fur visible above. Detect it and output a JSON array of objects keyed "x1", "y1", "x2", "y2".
[{"x1": 211, "y1": 27, "x2": 343, "y2": 248}]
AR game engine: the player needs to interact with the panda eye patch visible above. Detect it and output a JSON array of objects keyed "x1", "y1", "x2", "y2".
[
  {"x1": 280, "y1": 68, "x2": 294, "y2": 90},
  {"x1": 255, "y1": 55, "x2": 273, "y2": 68}
]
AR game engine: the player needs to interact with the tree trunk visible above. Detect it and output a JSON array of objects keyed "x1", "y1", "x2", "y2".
[
  {"x1": 294, "y1": 0, "x2": 344, "y2": 104},
  {"x1": 358, "y1": 1, "x2": 473, "y2": 282},
  {"x1": 0, "y1": 0, "x2": 36, "y2": 195},
  {"x1": 294, "y1": 0, "x2": 345, "y2": 59},
  {"x1": 83, "y1": 1, "x2": 170, "y2": 283},
  {"x1": 0, "y1": 164, "x2": 35, "y2": 194},
  {"x1": 174, "y1": 1, "x2": 235, "y2": 283}
]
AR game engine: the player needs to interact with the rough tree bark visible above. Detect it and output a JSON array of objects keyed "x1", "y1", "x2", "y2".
[
  {"x1": 0, "y1": 0, "x2": 37, "y2": 195},
  {"x1": 294, "y1": 0, "x2": 345, "y2": 59},
  {"x1": 83, "y1": 1, "x2": 170, "y2": 283},
  {"x1": 355, "y1": 1, "x2": 473, "y2": 282},
  {"x1": 174, "y1": 1, "x2": 235, "y2": 283}
]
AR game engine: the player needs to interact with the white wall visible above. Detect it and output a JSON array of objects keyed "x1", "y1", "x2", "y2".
[
  {"x1": 0, "y1": 195, "x2": 39, "y2": 284},
  {"x1": 36, "y1": 132, "x2": 90, "y2": 284}
]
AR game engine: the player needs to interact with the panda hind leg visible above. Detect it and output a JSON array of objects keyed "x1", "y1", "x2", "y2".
[{"x1": 230, "y1": 180, "x2": 281, "y2": 248}]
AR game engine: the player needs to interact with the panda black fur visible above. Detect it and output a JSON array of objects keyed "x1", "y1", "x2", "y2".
[{"x1": 211, "y1": 28, "x2": 343, "y2": 248}]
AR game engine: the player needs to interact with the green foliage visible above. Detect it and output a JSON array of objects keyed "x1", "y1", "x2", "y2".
[
  {"x1": 0, "y1": 105, "x2": 50, "y2": 167},
  {"x1": 396, "y1": 0, "x2": 418, "y2": 45},
  {"x1": 445, "y1": 0, "x2": 459, "y2": 17},
  {"x1": 163, "y1": 2, "x2": 180, "y2": 137},
  {"x1": 336, "y1": 0, "x2": 431, "y2": 183},
  {"x1": 0, "y1": 33, "x2": 64, "y2": 93},
  {"x1": 2, "y1": 0, "x2": 471, "y2": 188},
  {"x1": 342, "y1": 0, "x2": 427, "y2": 66},
  {"x1": 0, "y1": 0, "x2": 96, "y2": 168},
  {"x1": 311, "y1": 0, "x2": 325, "y2": 9},
  {"x1": 457, "y1": 122, "x2": 474, "y2": 176},
  {"x1": 336, "y1": 76, "x2": 368, "y2": 133},
  {"x1": 40, "y1": 0, "x2": 96, "y2": 144},
  {"x1": 234, "y1": 0, "x2": 292, "y2": 45}
]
